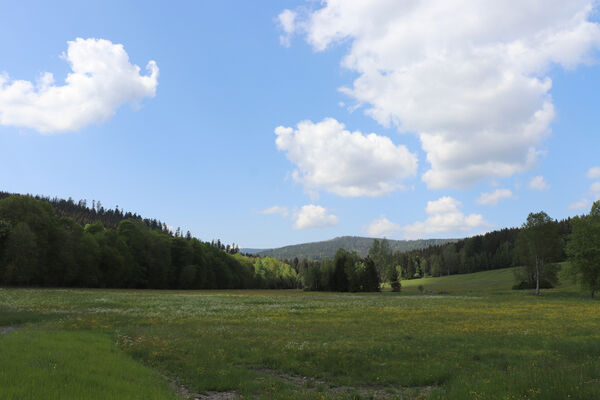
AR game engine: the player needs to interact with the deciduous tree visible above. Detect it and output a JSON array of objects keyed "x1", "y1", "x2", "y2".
[{"x1": 567, "y1": 201, "x2": 600, "y2": 298}]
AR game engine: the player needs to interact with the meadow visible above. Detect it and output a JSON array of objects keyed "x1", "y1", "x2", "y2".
[{"x1": 1, "y1": 267, "x2": 599, "y2": 399}]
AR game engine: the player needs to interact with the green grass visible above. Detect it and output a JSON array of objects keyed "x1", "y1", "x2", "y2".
[
  {"x1": 0, "y1": 329, "x2": 178, "y2": 400},
  {"x1": 401, "y1": 267, "x2": 519, "y2": 293},
  {"x1": 400, "y1": 262, "x2": 578, "y2": 294},
  {"x1": 1, "y1": 269, "x2": 599, "y2": 399}
]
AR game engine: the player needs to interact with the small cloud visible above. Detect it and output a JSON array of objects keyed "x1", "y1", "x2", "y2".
[
  {"x1": 477, "y1": 189, "x2": 515, "y2": 206},
  {"x1": 569, "y1": 198, "x2": 591, "y2": 211},
  {"x1": 277, "y1": 9, "x2": 297, "y2": 47},
  {"x1": 367, "y1": 216, "x2": 401, "y2": 237},
  {"x1": 402, "y1": 196, "x2": 490, "y2": 239},
  {"x1": 529, "y1": 176, "x2": 550, "y2": 191},
  {"x1": 293, "y1": 205, "x2": 338, "y2": 229},
  {"x1": 588, "y1": 167, "x2": 600, "y2": 179},
  {"x1": 591, "y1": 181, "x2": 600, "y2": 200},
  {"x1": 260, "y1": 206, "x2": 289, "y2": 217}
]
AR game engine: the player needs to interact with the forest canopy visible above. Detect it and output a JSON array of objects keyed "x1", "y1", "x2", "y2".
[{"x1": 0, "y1": 194, "x2": 297, "y2": 290}]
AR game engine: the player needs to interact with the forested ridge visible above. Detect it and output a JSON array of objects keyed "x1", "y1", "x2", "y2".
[
  {"x1": 0, "y1": 194, "x2": 297, "y2": 289},
  {"x1": 250, "y1": 236, "x2": 456, "y2": 261}
]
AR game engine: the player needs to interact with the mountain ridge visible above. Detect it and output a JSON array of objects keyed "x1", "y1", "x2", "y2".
[{"x1": 243, "y1": 235, "x2": 458, "y2": 261}]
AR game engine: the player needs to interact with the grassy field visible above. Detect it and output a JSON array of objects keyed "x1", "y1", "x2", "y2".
[{"x1": 1, "y1": 267, "x2": 599, "y2": 399}]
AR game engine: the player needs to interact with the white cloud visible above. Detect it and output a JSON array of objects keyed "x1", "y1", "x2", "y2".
[
  {"x1": 529, "y1": 175, "x2": 550, "y2": 191},
  {"x1": 260, "y1": 205, "x2": 289, "y2": 217},
  {"x1": 278, "y1": 9, "x2": 298, "y2": 47},
  {"x1": 591, "y1": 181, "x2": 600, "y2": 200},
  {"x1": 279, "y1": 1, "x2": 600, "y2": 188},
  {"x1": 587, "y1": 166, "x2": 600, "y2": 179},
  {"x1": 293, "y1": 204, "x2": 338, "y2": 229},
  {"x1": 367, "y1": 216, "x2": 401, "y2": 237},
  {"x1": 0, "y1": 38, "x2": 159, "y2": 133},
  {"x1": 402, "y1": 196, "x2": 490, "y2": 239},
  {"x1": 569, "y1": 198, "x2": 591, "y2": 210},
  {"x1": 477, "y1": 188, "x2": 515, "y2": 206},
  {"x1": 275, "y1": 118, "x2": 417, "y2": 197}
]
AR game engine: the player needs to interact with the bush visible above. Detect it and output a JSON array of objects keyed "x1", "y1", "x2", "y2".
[{"x1": 512, "y1": 279, "x2": 554, "y2": 290}]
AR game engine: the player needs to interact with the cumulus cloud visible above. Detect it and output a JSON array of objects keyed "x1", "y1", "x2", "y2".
[
  {"x1": 279, "y1": 1, "x2": 600, "y2": 188},
  {"x1": 402, "y1": 197, "x2": 490, "y2": 239},
  {"x1": 529, "y1": 175, "x2": 550, "y2": 191},
  {"x1": 477, "y1": 189, "x2": 515, "y2": 206},
  {"x1": 569, "y1": 198, "x2": 591, "y2": 210},
  {"x1": 293, "y1": 204, "x2": 338, "y2": 229},
  {"x1": 260, "y1": 205, "x2": 289, "y2": 217},
  {"x1": 367, "y1": 216, "x2": 401, "y2": 237},
  {"x1": 587, "y1": 166, "x2": 600, "y2": 179},
  {"x1": 0, "y1": 38, "x2": 159, "y2": 133},
  {"x1": 275, "y1": 118, "x2": 417, "y2": 197}
]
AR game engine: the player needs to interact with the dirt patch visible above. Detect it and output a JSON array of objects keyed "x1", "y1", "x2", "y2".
[
  {"x1": 0, "y1": 327, "x2": 18, "y2": 335},
  {"x1": 162, "y1": 374, "x2": 237, "y2": 400},
  {"x1": 193, "y1": 392, "x2": 237, "y2": 400},
  {"x1": 256, "y1": 368, "x2": 436, "y2": 399},
  {"x1": 162, "y1": 368, "x2": 435, "y2": 399}
]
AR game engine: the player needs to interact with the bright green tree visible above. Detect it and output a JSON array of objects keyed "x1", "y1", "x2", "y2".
[
  {"x1": 516, "y1": 211, "x2": 561, "y2": 295},
  {"x1": 368, "y1": 238, "x2": 393, "y2": 281},
  {"x1": 567, "y1": 201, "x2": 600, "y2": 298}
]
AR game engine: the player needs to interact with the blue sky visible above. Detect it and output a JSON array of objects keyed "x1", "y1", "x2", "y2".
[{"x1": 1, "y1": 1, "x2": 599, "y2": 248}]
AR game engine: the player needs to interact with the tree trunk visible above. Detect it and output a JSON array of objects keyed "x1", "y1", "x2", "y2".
[{"x1": 535, "y1": 255, "x2": 540, "y2": 296}]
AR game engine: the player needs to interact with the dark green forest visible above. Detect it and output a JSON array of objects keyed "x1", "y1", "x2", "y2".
[{"x1": 0, "y1": 194, "x2": 297, "y2": 289}]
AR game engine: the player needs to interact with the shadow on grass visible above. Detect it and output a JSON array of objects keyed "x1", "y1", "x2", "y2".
[{"x1": 0, "y1": 306, "x2": 63, "y2": 326}]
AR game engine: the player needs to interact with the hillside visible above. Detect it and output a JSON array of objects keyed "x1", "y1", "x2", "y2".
[
  {"x1": 400, "y1": 262, "x2": 576, "y2": 294},
  {"x1": 248, "y1": 236, "x2": 457, "y2": 261}
]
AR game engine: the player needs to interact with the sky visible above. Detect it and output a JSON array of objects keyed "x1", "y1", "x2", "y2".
[{"x1": 1, "y1": 1, "x2": 599, "y2": 249}]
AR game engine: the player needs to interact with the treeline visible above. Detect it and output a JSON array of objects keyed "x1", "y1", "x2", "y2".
[
  {"x1": 0, "y1": 191, "x2": 170, "y2": 232},
  {"x1": 0, "y1": 195, "x2": 297, "y2": 289},
  {"x1": 299, "y1": 249, "x2": 381, "y2": 292},
  {"x1": 292, "y1": 214, "x2": 581, "y2": 292},
  {"x1": 397, "y1": 218, "x2": 573, "y2": 282}
]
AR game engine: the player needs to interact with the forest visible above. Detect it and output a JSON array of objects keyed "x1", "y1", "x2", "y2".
[
  {"x1": 293, "y1": 202, "x2": 600, "y2": 296},
  {"x1": 1, "y1": 192, "x2": 599, "y2": 296},
  {"x1": 0, "y1": 194, "x2": 297, "y2": 290}
]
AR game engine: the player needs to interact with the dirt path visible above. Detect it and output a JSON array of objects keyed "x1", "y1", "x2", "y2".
[
  {"x1": 163, "y1": 367, "x2": 436, "y2": 399},
  {"x1": 256, "y1": 368, "x2": 436, "y2": 399},
  {"x1": 162, "y1": 373, "x2": 237, "y2": 400}
]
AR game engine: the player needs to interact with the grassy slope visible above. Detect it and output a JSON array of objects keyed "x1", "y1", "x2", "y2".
[
  {"x1": 400, "y1": 263, "x2": 577, "y2": 294},
  {"x1": 401, "y1": 267, "x2": 519, "y2": 293}
]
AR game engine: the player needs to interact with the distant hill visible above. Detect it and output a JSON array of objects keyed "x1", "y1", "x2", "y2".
[{"x1": 245, "y1": 236, "x2": 457, "y2": 261}]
